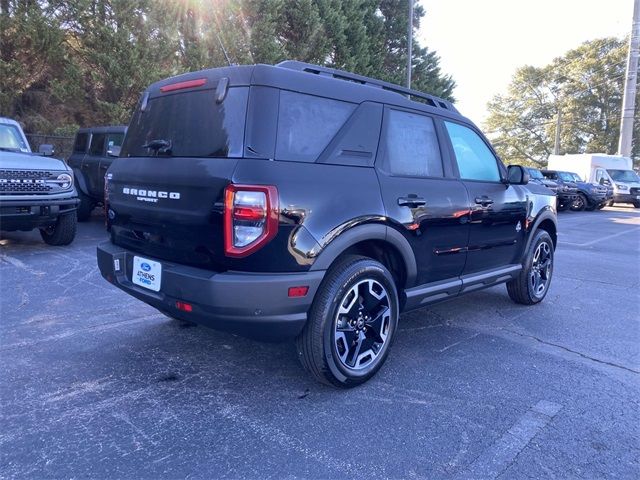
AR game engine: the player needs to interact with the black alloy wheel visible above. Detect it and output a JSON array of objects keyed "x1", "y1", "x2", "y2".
[
  {"x1": 296, "y1": 256, "x2": 399, "y2": 387},
  {"x1": 529, "y1": 240, "x2": 553, "y2": 299},
  {"x1": 333, "y1": 279, "x2": 392, "y2": 371},
  {"x1": 507, "y1": 229, "x2": 554, "y2": 305}
]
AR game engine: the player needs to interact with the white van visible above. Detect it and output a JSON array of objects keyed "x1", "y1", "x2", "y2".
[{"x1": 547, "y1": 154, "x2": 640, "y2": 208}]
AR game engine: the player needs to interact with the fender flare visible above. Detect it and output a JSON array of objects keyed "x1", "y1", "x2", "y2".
[
  {"x1": 71, "y1": 168, "x2": 90, "y2": 196},
  {"x1": 526, "y1": 208, "x2": 557, "y2": 252},
  {"x1": 309, "y1": 223, "x2": 417, "y2": 287}
]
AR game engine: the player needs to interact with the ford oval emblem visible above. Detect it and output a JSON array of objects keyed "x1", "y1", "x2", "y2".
[{"x1": 141, "y1": 262, "x2": 151, "y2": 272}]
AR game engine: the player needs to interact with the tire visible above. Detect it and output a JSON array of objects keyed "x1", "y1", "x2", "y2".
[
  {"x1": 296, "y1": 255, "x2": 399, "y2": 388},
  {"x1": 76, "y1": 189, "x2": 94, "y2": 221},
  {"x1": 570, "y1": 193, "x2": 587, "y2": 211},
  {"x1": 507, "y1": 230, "x2": 554, "y2": 305},
  {"x1": 40, "y1": 212, "x2": 77, "y2": 246}
]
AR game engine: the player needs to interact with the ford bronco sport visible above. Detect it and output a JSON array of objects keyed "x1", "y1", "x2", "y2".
[
  {"x1": 0, "y1": 117, "x2": 78, "y2": 245},
  {"x1": 97, "y1": 62, "x2": 558, "y2": 387}
]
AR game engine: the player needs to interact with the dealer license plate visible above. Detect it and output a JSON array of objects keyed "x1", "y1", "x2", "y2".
[{"x1": 132, "y1": 256, "x2": 162, "y2": 292}]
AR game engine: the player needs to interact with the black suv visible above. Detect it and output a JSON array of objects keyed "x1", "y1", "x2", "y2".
[
  {"x1": 68, "y1": 126, "x2": 126, "y2": 220},
  {"x1": 542, "y1": 170, "x2": 607, "y2": 211},
  {"x1": 526, "y1": 167, "x2": 559, "y2": 194},
  {"x1": 541, "y1": 170, "x2": 578, "y2": 211},
  {"x1": 97, "y1": 62, "x2": 557, "y2": 387}
]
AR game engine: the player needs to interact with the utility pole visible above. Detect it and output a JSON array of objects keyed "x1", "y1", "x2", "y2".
[
  {"x1": 618, "y1": 0, "x2": 639, "y2": 157},
  {"x1": 406, "y1": 0, "x2": 414, "y2": 89},
  {"x1": 554, "y1": 105, "x2": 562, "y2": 155}
]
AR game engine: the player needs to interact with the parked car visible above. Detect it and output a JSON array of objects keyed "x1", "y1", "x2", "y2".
[
  {"x1": 541, "y1": 170, "x2": 579, "y2": 211},
  {"x1": 0, "y1": 117, "x2": 78, "y2": 245},
  {"x1": 525, "y1": 167, "x2": 559, "y2": 194},
  {"x1": 97, "y1": 61, "x2": 558, "y2": 387},
  {"x1": 543, "y1": 170, "x2": 608, "y2": 211},
  {"x1": 548, "y1": 154, "x2": 640, "y2": 208},
  {"x1": 67, "y1": 126, "x2": 126, "y2": 220},
  {"x1": 562, "y1": 171, "x2": 610, "y2": 211}
]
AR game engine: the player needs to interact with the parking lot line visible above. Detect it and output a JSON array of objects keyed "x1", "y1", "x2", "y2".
[
  {"x1": 561, "y1": 226, "x2": 639, "y2": 247},
  {"x1": 458, "y1": 400, "x2": 562, "y2": 479}
]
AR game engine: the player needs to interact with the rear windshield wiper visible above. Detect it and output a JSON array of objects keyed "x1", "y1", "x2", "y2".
[{"x1": 142, "y1": 139, "x2": 172, "y2": 155}]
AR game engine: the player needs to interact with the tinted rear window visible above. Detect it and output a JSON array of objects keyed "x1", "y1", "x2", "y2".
[
  {"x1": 276, "y1": 91, "x2": 354, "y2": 162},
  {"x1": 73, "y1": 132, "x2": 89, "y2": 153},
  {"x1": 121, "y1": 87, "x2": 248, "y2": 158}
]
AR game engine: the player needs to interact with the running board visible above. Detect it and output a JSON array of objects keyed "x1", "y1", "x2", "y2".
[{"x1": 403, "y1": 264, "x2": 522, "y2": 311}]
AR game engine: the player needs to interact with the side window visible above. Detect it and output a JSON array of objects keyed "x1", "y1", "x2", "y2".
[
  {"x1": 89, "y1": 133, "x2": 106, "y2": 156},
  {"x1": 106, "y1": 133, "x2": 124, "y2": 153},
  {"x1": 73, "y1": 133, "x2": 89, "y2": 153},
  {"x1": 381, "y1": 109, "x2": 443, "y2": 177},
  {"x1": 444, "y1": 122, "x2": 500, "y2": 182},
  {"x1": 276, "y1": 91, "x2": 355, "y2": 162}
]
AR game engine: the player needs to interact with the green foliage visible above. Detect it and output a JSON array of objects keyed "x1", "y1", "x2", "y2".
[
  {"x1": 486, "y1": 38, "x2": 638, "y2": 166},
  {"x1": 0, "y1": 0, "x2": 455, "y2": 134}
]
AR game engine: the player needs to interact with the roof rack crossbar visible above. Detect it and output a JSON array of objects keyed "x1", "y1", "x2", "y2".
[{"x1": 276, "y1": 60, "x2": 457, "y2": 113}]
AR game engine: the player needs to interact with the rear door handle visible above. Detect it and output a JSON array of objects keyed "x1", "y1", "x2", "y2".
[
  {"x1": 398, "y1": 196, "x2": 426, "y2": 207},
  {"x1": 475, "y1": 196, "x2": 494, "y2": 206}
]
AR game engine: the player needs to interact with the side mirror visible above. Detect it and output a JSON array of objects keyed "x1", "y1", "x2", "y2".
[
  {"x1": 599, "y1": 178, "x2": 611, "y2": 186},
  {"x1": 38, "y1": 144, "x2": 55, "y2": 156},
  {"x1": 507, "y1": 165, "x2": 529, "y2": 185},
  {"x1": 107, "y1": 145, "x2": 121, "y2": 157}
]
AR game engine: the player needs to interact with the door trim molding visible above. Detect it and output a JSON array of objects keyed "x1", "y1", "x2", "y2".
[{"x1": 403, "y1": 264, "x2": 521, "y2": 311}]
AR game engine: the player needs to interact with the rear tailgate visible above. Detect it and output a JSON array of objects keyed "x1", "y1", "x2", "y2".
[
  {"x1": 107, "y1": 76, "x2": 250, "y2": 270},
  {"x1": 107, "y1": 156, "x2": 237, "y2": 270}
]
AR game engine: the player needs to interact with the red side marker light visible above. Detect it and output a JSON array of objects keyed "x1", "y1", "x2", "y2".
[
  {"x1": 176, "y1": 301, "x2": 193, "y2": 312},
  {"x1": 288, "y1": 286, "x2": 309, "y2": 298},
  {"x1": 160, "y1": 78, "x2": 207, "y2": 93}
]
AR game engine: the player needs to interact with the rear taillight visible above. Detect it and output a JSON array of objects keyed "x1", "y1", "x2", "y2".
[{"x1": 224, "y1": 184, "x2": 279, "y2": 258}]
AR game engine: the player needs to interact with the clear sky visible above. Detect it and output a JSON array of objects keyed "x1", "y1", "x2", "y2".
[{"x1": 417, "y1": 0, "x2": 634, "y2": 126}]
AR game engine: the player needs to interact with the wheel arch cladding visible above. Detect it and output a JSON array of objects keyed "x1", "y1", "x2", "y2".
[
  {"x1": 309, "y1": 223, "x2": 417, "y2": 289},
  {"x1": 529, "y1": 210, "x2": 557, "y2": 250}
]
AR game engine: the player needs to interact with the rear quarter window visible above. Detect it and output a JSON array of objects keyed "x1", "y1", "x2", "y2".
[{"x1": 276, "y1": 91, "x2": 355, "y2": 162}]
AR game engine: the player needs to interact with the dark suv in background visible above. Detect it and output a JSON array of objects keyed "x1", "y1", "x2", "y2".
[
  {"x1": 541, "y1": 170, "x2": 578, "y2": 211},
  {"x1": 97, "y1": 62, "x2": 557, "y2": 387},
  {"x1": 68, "y1": 126, "x2": 126, "y2": 220},
  {"x1": 543, "y1": 170, "x2": 607, "y2": 211},
  {"x1": 526, "y1": 167, "x2": 558, "y2": 194}
]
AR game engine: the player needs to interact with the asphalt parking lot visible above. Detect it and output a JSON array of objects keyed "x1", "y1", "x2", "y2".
[{"x1": 1, "y1": 206, "x2": 639, "y2": 479}]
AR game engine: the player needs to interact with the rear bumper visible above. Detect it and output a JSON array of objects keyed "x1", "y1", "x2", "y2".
[
  {"x1": 97, "y1": 241, "x2": 325, "y2": 341},
  {"x1": 0, "y1": 196, "x2": 79, "y2": 231}
]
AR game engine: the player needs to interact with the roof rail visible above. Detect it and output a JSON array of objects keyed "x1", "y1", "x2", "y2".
[{"x1": 276, "y1": 60, "x2": 458, "y2": 113}]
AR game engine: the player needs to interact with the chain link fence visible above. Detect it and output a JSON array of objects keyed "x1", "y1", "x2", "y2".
[{"x1": 25, "y1": 134, "x2": 75, "y2": 160}]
